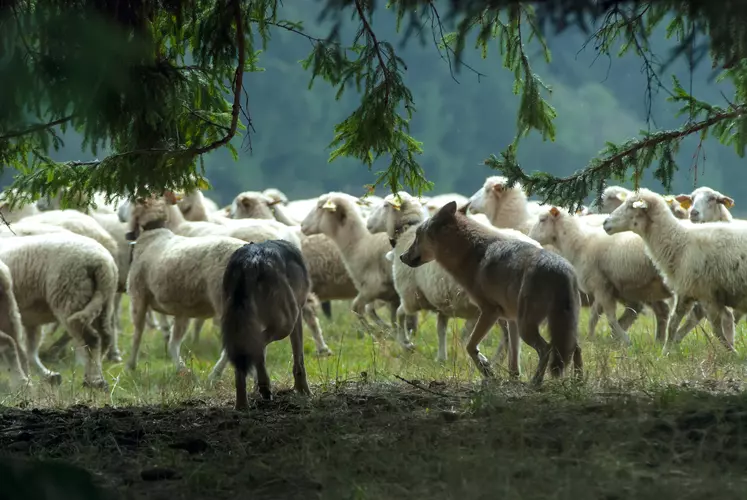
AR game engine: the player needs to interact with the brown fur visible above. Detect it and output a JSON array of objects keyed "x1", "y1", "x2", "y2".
[{"x1": 400, "y1": 201, "x2": 583, "y2": 384}]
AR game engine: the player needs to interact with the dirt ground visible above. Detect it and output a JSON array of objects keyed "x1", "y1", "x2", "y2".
[{"x1": 2, "y1": 380, "x2": 747, "y2": 500}]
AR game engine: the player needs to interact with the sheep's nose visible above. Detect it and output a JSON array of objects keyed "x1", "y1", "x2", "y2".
[{"x1": 690, "y1": 209, "x2": 699, "y2": 217}]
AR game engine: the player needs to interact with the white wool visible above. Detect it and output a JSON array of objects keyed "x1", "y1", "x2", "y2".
[
  {"x1": 301, "y1": 192, "x2": 401, "y2": 332},
  {"x1": 0, "y1": 232, "x2": 118, "y2": 387},
  {"x1": 603, "y1": 188, "x2": 747, "y2": 350},
  {"x1": 0, "y1": 258, "x2": 30, "y2": 386},
  {"x1": 530, "y1": 207, "x2": 671, "y2": 343},
  {"x1": 467, "y1": 176, "x2": 538, "y2": 234},
  {"x1": 423, "y1": 193, "x2": 469, "y2": 216},
  {"x1": 681, "y1": 186, "x2": 735, "y2": 223},
  {"x1": 0, "y1": 189, "x2": 40, "y2": 223}
]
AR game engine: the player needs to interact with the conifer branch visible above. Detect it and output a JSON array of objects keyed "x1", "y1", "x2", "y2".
[{"x1": 0, "y1": 115, "x2": 74, "y2": 141}]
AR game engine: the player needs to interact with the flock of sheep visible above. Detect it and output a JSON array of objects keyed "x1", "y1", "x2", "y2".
[{"x1": 0, "y1": 177, "x2": 742, "y2": 401}]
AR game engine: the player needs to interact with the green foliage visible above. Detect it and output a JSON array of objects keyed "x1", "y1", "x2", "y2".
[{"x1": 3, "y1": 0, "x2": 747, "y2": 208}]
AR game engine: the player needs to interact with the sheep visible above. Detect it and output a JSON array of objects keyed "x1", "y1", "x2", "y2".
[
  {"x1": 126, "y1": 195, "x2": 329, "y2": 373},
  {"x1": 0, "y1": 259, "x2": 30, "y2": 387},
  {"x1": 162, "y1": 192, "x2": 328, "y2": 352},
  {"x1": 466, "y1": 176, "x2": 545, "y2": 235},
  {"x1": 400, "y1": 201, "x2": 583, "y2": 385},
  {"x1": 175, "y1": 189, "x2": 223, "y2": 223},
  {"x1": 676, "y1": 186, "x2": 737, "y2": 224},
  {"x1": 220, "y1": 240, "x2": 312, "y2": 408},
  {"x1": 263, "y1": 188, "x2": 289, "y2": 206},
  {"x1": 602, "y1": 188, "x2": 747, "y2": 351},
  {"x1": 422, "y1": 193, "x2": 470, "y2": 216},
  {"x1": 599, "y1": 186, "x2": 690, "y2": 220},
  {"x1": 230, "y1": 190, "x2": 363, "y2": 327},
  {"x1": 529, "y1": 206, "x2": 674, "y2": 344},
  {"x1": 0, "y1": 190, "x2": 40, "y2": 223},
  {"x1": 300, "y1": 192, "x2": 409, "y2": 345},
  {"x1": 16, "y1": 209, "x2": 123, "y2": 361},
  {"x1": 0, "y1": 232, "x2": 118, "y2": 388}
]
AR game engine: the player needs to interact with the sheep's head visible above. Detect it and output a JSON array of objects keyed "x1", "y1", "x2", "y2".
[
  {"x1": 602, "y1": 189, "x2": 663, "y2": 236},
  {"x1": 597, "y1": 186, "x2": 631, "y2": 214},
  {"x1": 174, "y1": 190, "x2": 209, "y2": 221},
  {"x1": 467, "y1": 176, "x2": 524, "y2": 217},
  {"x1": 230, "y1": 191, "x2": 279, "y2": 220},
  {"x1": 661, "y1": 195, "x2": 691, "y2": 220},
  {"x1": 678, "y1": 187, "x2": 734, "y2": 223},
  {"x1": 400, "y1": 200, "x2": 457, "y2": 268},
  {"x1": 301, "y1": 193, "x2": 359, "y2": 237},
  {"x1": 127, "y1": 195, "x2": 170, "y2": 241},
  {"x1": 262, "y1": 188, "x2": 289, "y2": 206},
  {"x1": 529, "y1": 206, "x2": 566, "y2": 246}
]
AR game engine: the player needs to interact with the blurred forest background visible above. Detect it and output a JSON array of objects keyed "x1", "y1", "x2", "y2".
[{"x1": 2, "y1": 2, "x2": 739, "y2": 208}]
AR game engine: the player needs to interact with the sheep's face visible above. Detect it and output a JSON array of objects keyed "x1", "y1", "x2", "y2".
[
  {"x1": 127, "y1": 195, "x2": 170, "y2": 240},
  {"x1": 231, "y1": 192, "x2": 276, "y2": 220},
  {"x1": 400, "y1": 201, "x2": 457, "y2": 267},
  {"x1": 679, "y1": 188, "x2": 734, "y2": 223},
  {"x1": 366, "y1": 201, "x2": 388, "y2": 233},
  {"x1": 598, "y1": 187, "x2": 630, "y2": 214},
  {"x1": 529, "y1": 207, "x2": 564, "y2": 246},
  {"x1": 603, "y1": 194, "x2": 651, "y2": 236},
  {"x1": 301, "y1": 195, "x2": 351, "y2": 236},
  {"x1": 467, "y1": 176, "x2": 522, "y2": 216}
]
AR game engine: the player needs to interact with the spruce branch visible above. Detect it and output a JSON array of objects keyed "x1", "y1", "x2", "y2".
[{"x1": 0, "y1": 115, "x2": 74, "y2": 141}]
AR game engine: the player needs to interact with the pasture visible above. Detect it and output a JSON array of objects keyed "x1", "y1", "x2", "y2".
[{"x1": 2, "y1": 299, "x2": 747, "y2": 499}]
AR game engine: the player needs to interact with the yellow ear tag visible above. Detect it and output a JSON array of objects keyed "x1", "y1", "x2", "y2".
[
  {"x1": 632, "y1": 200, "x2": 647, "y2": 209},
  {"x1": 196, "y1": 178, "x2": 210, "y2": 190},
  {"x1": 322, "y1": 200, "x2": 337, "y2": 212},
  {"x1": 723, "y1": 199, "x2": 735, "y2": 209}
]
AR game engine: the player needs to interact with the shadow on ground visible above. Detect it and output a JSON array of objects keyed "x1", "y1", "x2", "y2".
[{"x1": 2, "y1": 380, "x2": 747, "y2": 500}]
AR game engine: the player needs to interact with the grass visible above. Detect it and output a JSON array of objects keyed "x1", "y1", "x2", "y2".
[{"x1": 2, "y1": 297, "x2": 747, "y2": 499}]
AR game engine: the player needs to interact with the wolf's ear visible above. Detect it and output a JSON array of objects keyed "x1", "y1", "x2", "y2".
[{"x1": 437, "y1": 200, "x2": 457, "y2": 217}]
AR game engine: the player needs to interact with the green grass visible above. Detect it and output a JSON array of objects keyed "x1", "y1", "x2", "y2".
[{"x1": 2, "y1": 298, "x2": 747, "y2": 499}]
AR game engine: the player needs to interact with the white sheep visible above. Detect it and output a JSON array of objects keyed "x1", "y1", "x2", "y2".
[
  {"x1": 676, "y1": 186, "x2": 736, "y2": 224},
  {"x1": 0, "y1": 190, "x2": 40, "y2": 223},
  {"x1": 602, "y1": 189, "x2": 747, "y2": 351},
  {"x1": 0, "y1": 259, "x2": 30, "y2": 386},
  {"x1": 422, "y1": 193, "x2": 470, "y2": 217},
  {"x1": 599, "y1": 186, "x2": 690, "y2": 220},
  {"x1": 301, "y1": 192, "x2": 409, "y2": 344},
  {"x1": 529, "y1": 206, "x2": 674, "y2": 344},
  {"x1": 0, "y1": 232, "x2": 118, "y2": 387},
  {"x1": 466, "y1": 176, "x2": 542, "y2": 234}
]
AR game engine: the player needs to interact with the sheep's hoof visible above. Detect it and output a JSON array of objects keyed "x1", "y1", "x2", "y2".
[
  {"x1": 316, "y1": 347, "x2": 333, "y2": 357},
  {"x1": 106, "y1": 351, "x2": 123, "y2": 363},
  {"x1": 83, "y1": 379, "x2": 109, "y2": 390},
  {"x1": 402, "y1": 342, "x2": 416, "y2": 352},
  {"x1": 47, "y1": 372, "x2": 63, "y2": 386}
]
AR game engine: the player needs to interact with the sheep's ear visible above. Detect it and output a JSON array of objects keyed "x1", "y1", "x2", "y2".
[
  {"x1": 163, "y1": 191, "x2": 178, "y2": 205},
  {"x1": 674, "y1": 194, "x2": 692, "y2": 209},
  {"x1": 615, "y1": 191, "x2": 628, "y2": 202},
  {"x1": 549, "y1": 206, "x2": 561, "y2": 217},
  {"x1": 457, "y1": 202, "x2": 470, "y2": 214},
  {"x1": 718, "y1": 196, "x2": 735, "y2": 209},
  {"x1": 239, "y1": 196, "x2": 254, "y2": 208},
  {"x1": 322, "y1": 199, "x2": 337, "y2": 212},
  {"x1": 632, "y1": 199, "x2": 648, "y2": 209},
  {"x1": 386, "y1": 197, "x2": 402, "y2": 211}
]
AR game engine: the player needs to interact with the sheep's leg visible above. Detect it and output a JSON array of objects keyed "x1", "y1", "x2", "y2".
[
  {"x1": 301, "y1": 302, "x2": 332, "y2": 355},
  {"x1": 320, "y1": 301, "x2": 333, "y2": 320},
  {"x1": 465, "y1": 309, "x2": 501, "y2": 378},
  {"x1": 352, "y1": 295, "x2": 379, "y2": 336},
  {"x1": 664, "y1": 296, "x2": 696, "y2": 351},
  {"x1": 168, "y1": 316, "x2": 192, "y2": 372},
  {"x1": 599, "y1": 296, "x2": 631, "y2": 345},
  {"x1": 618, "y1": 301, "x2": 642, "y2": 331},
  {"x1": 24, "y1": 324, "x2": 61, "y2": 384},
  {"x1": 208, "y1": 349, "x2": 230, "y2": 383},
  {"x1": 672, "y1": 302, "x2": 704, "y2": 342},
  {"x1": 364, "y1": 303, "x2": 387, "y2": 328},
  {"x1": 435, "y1": 313, "x2": 448, "y2": 362},
  {"x1": 42, "y1": 325, "x2": 72, "y2": 360},
  {"x1": 703, "y1": 304, "x2": 736, "y2": 352},
  {"x1": 387, "y1": 302, "x2": 397, "y2": 329},
  {"x1": 289, "y1": 317, "x2": 311, "y2": 396},
  {"x1": 650, "y1": 300, "x2": 671, "y2": 344},
  {"x1": 586, "y1": 300, "x2": 602, "y2": 338},
  {"x1": 394, "y1": 305, "x2": 415, "y2": 351},
  {"x1": 126, "y1": 300, "x2": 149, "y2": 371},
  {"x1": 0, "y1": 332, "x2": 29, "y2": 386},
  {"x1": 105, "y1": 292, "x2": 123, "y2": 362},
  {"x1": 405, "y1": 313, "x2": 418, "y2": 339},
  {"x1": 66, "y1": 320, "x2": 107, "y2": 390}
]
